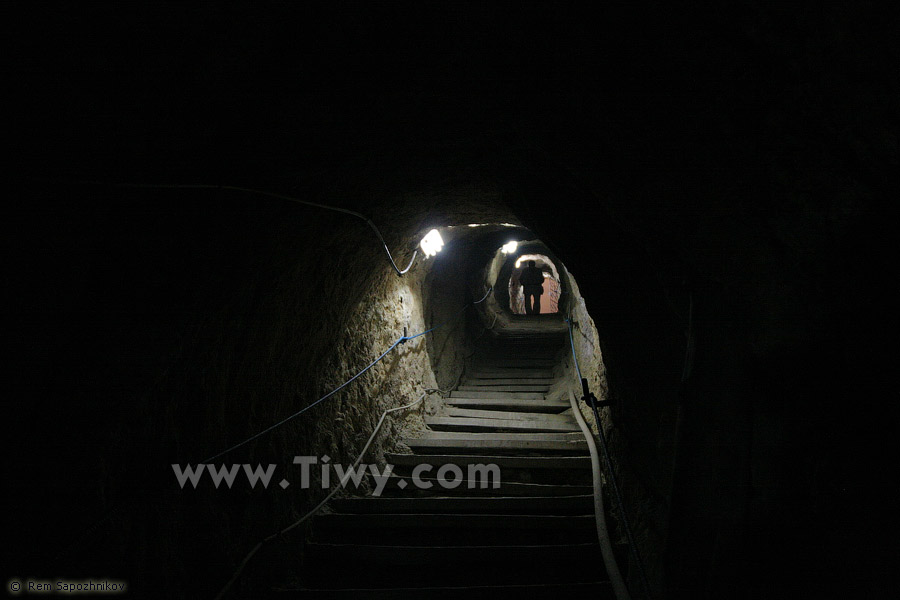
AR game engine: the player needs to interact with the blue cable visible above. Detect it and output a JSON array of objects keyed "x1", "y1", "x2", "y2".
[{"x1": 473, "y1": 287, "x2": 492, "y2": 304}]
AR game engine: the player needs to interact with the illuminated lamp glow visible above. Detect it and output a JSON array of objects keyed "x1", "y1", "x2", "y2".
[{"x1": 419, "y1": 229, "x2": 444, "y2": 258}]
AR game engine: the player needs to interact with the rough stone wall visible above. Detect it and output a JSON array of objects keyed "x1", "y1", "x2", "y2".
[
  {"x1": 554, "y1": 265, "x2": 667, "y2": 599},
  {"x1": 8, "y1": 186, "x2": 447, "y2": 598}
]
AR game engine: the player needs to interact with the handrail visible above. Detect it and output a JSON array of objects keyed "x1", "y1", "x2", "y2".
[
  {"x1": 56, "y1": 283, "x2": 491, "y2": 565},
  {"x1": 212, "y1": 289, "x2": 493, "y2": 597},
  {"x1": 569, "y1": 389, "x2": 631, "y2": 600},
  {"x1": 202, "y1": 286, "x2": 492, "y2": 463},
  {"x1": 213, "y1": 388, "x2": 443, "y2": 600}
]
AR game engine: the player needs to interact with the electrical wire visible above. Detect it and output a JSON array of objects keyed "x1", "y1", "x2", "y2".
[{"x1": 75, "y1": 182, "x2": 419, "y2": 276}]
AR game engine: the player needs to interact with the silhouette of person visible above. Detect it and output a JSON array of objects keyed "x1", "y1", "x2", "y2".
[{"x1": 520, "y1": 260, "x2": 544, "y2": 315}]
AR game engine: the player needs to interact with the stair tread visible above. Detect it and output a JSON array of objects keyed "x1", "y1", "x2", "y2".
[
  {"x1": 456, "y1": 385, "x2": 551, "y2": 392},
  {"x1": 445, "y1": 398, "x2": 569, "y2": 413},
  {"x1": 384, "y1": 453, "x2": 590, "y2": 469},
  {"x1": 377, "y1": 474, "x2": 592, "y2": 496},
  {"x1": 426, "y1": 416, "x2": 580, "y2": 433},
  {"x1": 471, "y1": 370, "x2": 553, "y2": 378},
  {"x1": 301, "y1": 547, "x2": 607, "y2": 589},
  {"x1": 448, "y1": 390, "x2": 546, "y2": 399},
  {"x1": 315, "y1": 513, "x2": 594, "y2": 527},
  {"x1": 306, "y1": 541, "x2": 599, "y2": 552},
  {"x1": 461, "y1": 380, "x2": 556, "y2": 388},
  {"x1": 274, "y1": 580, "x2": 612, "y2": 596},
  {"x1": 413, "y1": 431, "x2": 584, "y2": 441},
  {"x1": 329, "y1": 494, "x2": 593, "y2": 514},
  {"x1": 443, "y1": 407, "x2": 574, "y2": 422},
  {"x1": 404, "y1": 439, "x2": 588, "y2": 455}
]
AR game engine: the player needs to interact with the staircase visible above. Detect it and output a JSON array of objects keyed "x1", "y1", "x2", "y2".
[{"x1": 276, "y1": 323, "x2": 615, "y2": 598}]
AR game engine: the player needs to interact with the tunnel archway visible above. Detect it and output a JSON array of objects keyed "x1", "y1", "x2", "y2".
[{"x1": 508, "y1": 253, "x2": 562, "y2": 314}]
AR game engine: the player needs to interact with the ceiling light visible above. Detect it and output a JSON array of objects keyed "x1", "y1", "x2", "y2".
[
  {"x1": 501, "y1": 241, "x2": 518, "y2": 254},
  {"x1": 419, "y1": 229, "x2": 444, "y2": 258}
]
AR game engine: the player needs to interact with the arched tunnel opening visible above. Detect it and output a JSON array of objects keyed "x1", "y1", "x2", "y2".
[{"x1": 506, "y1": 252, "x2": 563, "y2": 315}]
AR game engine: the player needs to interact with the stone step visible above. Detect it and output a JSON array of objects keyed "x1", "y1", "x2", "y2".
[
  {"x1": 404, "y1": 432, "x2": 588, "y2": 455},
  {"x1": 426, "y1": 416, "x2": 580, "y2": 434},
  {"x1": 448, "y1": 390, "x2": 546, "y2": 399},
  {"x1": 444, "y1": 397, "x2": 569, "y2": 413},
  {"x1": 329, "y1": 493, "x2": 594, "y2": 515}
]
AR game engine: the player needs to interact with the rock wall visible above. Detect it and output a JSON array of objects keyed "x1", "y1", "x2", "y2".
[{"x1": 8, "y1": 185, "x2": 457, "y2": 598}]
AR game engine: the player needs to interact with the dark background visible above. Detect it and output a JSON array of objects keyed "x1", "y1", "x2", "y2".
[{"x1": 6, "y1": 2, "x2": 897, "y2": 598}]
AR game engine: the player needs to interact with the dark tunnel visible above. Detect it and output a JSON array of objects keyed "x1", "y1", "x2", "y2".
[{"x1": 5, "y1": 4, "x2": 897, "y2": 599}]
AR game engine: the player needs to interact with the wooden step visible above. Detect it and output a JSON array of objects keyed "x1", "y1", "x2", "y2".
[
  {"x1": 329, "y1": 494, "x2": 594, "y2": 515},
  {"x1": 315, "y1": 513, "x2": 593, "y2": 529},
  {"x1": 456, "y1": 384, "x2": 551, "y2": 392},
  {"x1": 375, "y1": 474, "x2": 592, "y2": 496},
  {"x1": 410, "y1": 431, "x2": 584, "y2": 441},
  {"x1": 471, "y1": 369, "x2": 554, "y2": 378},
  {"x1": 448, "y1": 390, "x2": 545, "y2": 399},
  {"x1": 426, "y1": 416, "x2": 580, "y2": 434},
  {"x1": 443, "y1": 407, "x2": 575, "y2": 422},
  {"x1": 385, "y1": 453, "x2": 590, "y2": 470},
  {"x1": 461, "y1": 378, "x2": 555, "y2": 386},
  {"x1": 444, "y1": 397, "x2": 569, "y2": 413},
  {"x1": 404, "y1": 432, "x2": 588, "y2": 455},
  {"x1": 311, "y1": 513, "x2": 596, "y2": 545},
  {"x1": 302, "y1": 543, "x2": 604, "y2": 585},
  {"x1": 302, "y1": 543, "x2": 606, "y2": 589},
  {"x1": 384, "y1": 452, "x2": 592, "y2": 486},
  {"x1": 272, "y1": 581, "x2": 614, "y2": 599},
  {"x1": 477, "y1": 360, "x2": 556, "y2": 368}
]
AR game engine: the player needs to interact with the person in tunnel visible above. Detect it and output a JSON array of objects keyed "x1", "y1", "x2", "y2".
[{"x1": 520, "y1": 260, "x2": 545, "y2": 315}]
